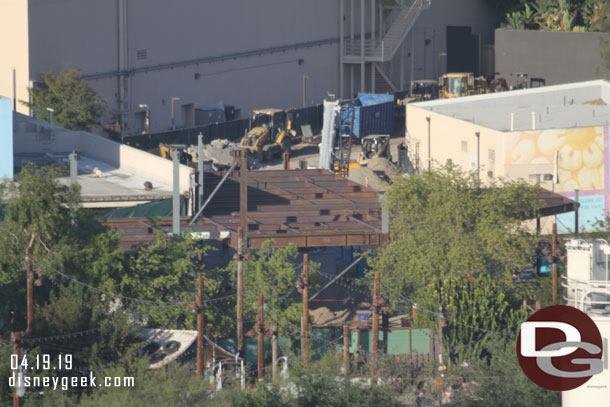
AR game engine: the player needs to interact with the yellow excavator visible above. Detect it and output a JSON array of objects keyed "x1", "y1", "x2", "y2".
[
  {"x1": 239, "y1": 108, "x2": 297, "y2": 161},
  {"x1": 438, "y1": 73, "x2": 490, "y2": 99}
]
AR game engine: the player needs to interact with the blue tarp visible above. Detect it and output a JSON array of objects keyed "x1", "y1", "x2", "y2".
[
  {"x1": 340, "y1": 93, "x2": 395, "y2": 139},
  {"x1": 357, "y1": 93, "x2": 394, "y2": 106}
]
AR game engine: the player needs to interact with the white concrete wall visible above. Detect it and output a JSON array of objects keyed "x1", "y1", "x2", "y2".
[
  {"x1": 27, "y1": 0, "x2": 341, "y2": 135},
  {"x1": 13, "y1": 113, "x2": 191, "y2": 189},
  {"x1": 0, "y1": 0, "x2": 29, "y2": 115},
  {"x1": 406, "y1": 103, "x2": 505, "y2": 181}
]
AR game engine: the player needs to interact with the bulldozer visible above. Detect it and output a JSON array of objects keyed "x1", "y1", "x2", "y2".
[
  {"x1": 438, "y1": 73, "x2": 490, "y2": 99},
  {"x1": 239, "y1": 108, "x2": 297, "y2": 161}
]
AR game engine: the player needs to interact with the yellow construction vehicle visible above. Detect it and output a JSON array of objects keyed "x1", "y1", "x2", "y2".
[
  {"x1": 438, "y1": 73, "x2": 490, "y2": 99},
  {"x1": 158, "y1": 143, "x2": 192, "y2": 165},
  {"x1": 239, "y1": 108, "x2": 297, "y2": 161}
]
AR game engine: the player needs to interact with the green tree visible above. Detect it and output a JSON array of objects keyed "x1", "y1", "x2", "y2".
[
  {"x1": 227, "y1": 242, "x2": 319, "y2": 336},
  {"x1": 462, "y1": 339, "x2": 560, "y2": 407},
  {"x1": 0, "y1": 163, "x2": 80, "y2": 331},
  {"x1": 24, "y1": 69, "x2": 106, "y2": 131},
  {"x1": 372, "y1": 165, "x2": 539, "y2": 304},
  {"x1": 419, "y1": 274, "x2": 528, "y2": 363}
]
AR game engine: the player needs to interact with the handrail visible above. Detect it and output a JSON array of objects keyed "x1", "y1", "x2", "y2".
[
  {"x1": 342, "y1": 0, "x2": 425, "y2": 61},
  {"x1": 563, "y1": 275, "x2": 610, "y2": 312}
]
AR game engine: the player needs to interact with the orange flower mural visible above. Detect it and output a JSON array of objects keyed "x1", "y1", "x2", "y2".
[{"x1": 505, "y1": 127, "x2": 605, "y2": 192}]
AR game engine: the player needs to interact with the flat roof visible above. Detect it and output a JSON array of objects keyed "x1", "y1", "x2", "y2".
[
  {"x1": 412, "y1": 80, "x2": 610, "y2": 132},
  {"x1": 15, "y1": 153, "x2": 173, "y2": 205}
]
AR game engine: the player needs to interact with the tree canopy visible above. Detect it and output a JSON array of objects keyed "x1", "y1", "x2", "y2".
[
  {"x1": 23, "y1": 69, "x2": 107, "y2": 131},
  {"x1": 372, "y1": 164, "x2": 540, "y2": 302}
]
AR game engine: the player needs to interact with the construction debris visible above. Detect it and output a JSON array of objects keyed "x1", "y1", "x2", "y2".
[{"x1": 191, "y1": 139, "x2": 262, "y2": 170}]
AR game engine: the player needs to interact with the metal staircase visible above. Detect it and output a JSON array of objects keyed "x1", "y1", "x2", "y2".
[{"x1": 344, "y1": 0, "x2": 428, "y2": 63}]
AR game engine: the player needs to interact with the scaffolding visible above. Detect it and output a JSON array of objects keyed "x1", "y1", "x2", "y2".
[{"x1": 332, "y1": 102, "x2": 355, "y2": 177}]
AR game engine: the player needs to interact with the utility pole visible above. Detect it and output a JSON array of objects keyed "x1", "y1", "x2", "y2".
[
  {"x1": 26, "y1": 239, "x2": 34, "y2": 335},
  {"x1": 236, "y1": 227, "x2": 244, "y2": 356},
  {"x1": 343, "y1": 325, "x2": 349, "y2": 375},
  {"x1": 197, "y1": 133, "x2": 204, "y2": 211},
  {"x1": 196, "y1": 275, "x2": 204, "y2": 380},
  {"x1": 437, "y1": 304, "x2": 444, "y2": 368},
  {"x1": 552, "y1": 222, "x2": 558, "y2": 305},
  {"x1": 236, "y1": 149, "x2": 248, "y2": 358},
  {"x1": 371, "y1": 271, "x2": 379, "y2": 384},
  {"x1": 301, "y1": 254, "x2": 309, "y2": 366},
  {"x1": 257, "y1": 295, "x2": 264, "y2": 381},
  {"x1": 272, "y1": 324, "x2": 278, "y2": 384},
  {"x1": 13, "y1": 333, "x2": 20, "y2": 407}
]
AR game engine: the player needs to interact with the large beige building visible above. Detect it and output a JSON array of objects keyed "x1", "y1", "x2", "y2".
[
  {"x1": 405, "y1": 80, "x2": 610, "y2": 232},
  {"x1": 1, "y1": 0, "x2": 497, "y2": 136}
]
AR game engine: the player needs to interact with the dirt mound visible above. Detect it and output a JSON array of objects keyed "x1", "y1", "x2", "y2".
[
  {"x1": 367, "y1": 157, "x2": 401, "y2": 178},
  {"x1": 348, "y1": 166, "x2": 390, "y2": 191}
]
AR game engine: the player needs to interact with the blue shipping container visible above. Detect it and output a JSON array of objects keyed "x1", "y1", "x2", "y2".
[{"x1": 341, "y1": 93, "x2": 395, "y2": 139}]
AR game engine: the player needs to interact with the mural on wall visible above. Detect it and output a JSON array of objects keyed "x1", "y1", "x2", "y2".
[
  {"x1": 504, "y1": 127, "x2": 605, "y2": 192},
  {"x1": 505, "y1": 126, "x2": 609, "y2": 233}
]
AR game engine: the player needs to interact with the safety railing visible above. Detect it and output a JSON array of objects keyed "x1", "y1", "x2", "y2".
[
  {"x1": 563, "y1": 275, "x2": 610, "y2": 315},
  {"x1": 343, "y1": 0, "x2": 425, "y2": 61}
]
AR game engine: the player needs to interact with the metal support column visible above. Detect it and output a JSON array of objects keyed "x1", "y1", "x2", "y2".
[
  {"x1": 410, "y1": 31, "x2": 415, "y2": 96},
  {"x1": 340, "y1": 0, "x2": 345, "y2": 99},
  {"x1": 371, "y1": 0, "x2": 375, "y2": 93},
  {"x1": 172, "y1": 150, "x2": 180, "y2": 235},
  {"x1": 197, "y1": 133, "x2": 204, "y2": 211},
  {"x1": 400, "y1": 41, "x2": 405, "y2": 90},
  {"x1": 360, "y1": 0, "x2": 365, "y2": 93}
]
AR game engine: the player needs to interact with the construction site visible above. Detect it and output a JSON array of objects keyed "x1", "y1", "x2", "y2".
[{"x1": 3, "y1": 0, "x2": 610, "y2": 406}]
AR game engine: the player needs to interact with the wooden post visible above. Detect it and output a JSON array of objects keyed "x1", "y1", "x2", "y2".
[
  {"x1": 283, "y1": 151, "x2": 290, "y2": 170},
  {"x1": 343, "y1": 325, "x2": 349, "y2": 375},
  {"x1": 26, "y1": 242, "x2": 34, "y2": 335},
  {"x1": 272, "y1": 324, "x2": 278, "y2": 384},
  {"x1": 371, "y1": 271, "x2": 379, "y2": 384},
  {"x1": 437, "y1": 304, "x2": 444, "y2": 368},
  {"x1": 196, "y1": 275, "x2": 204, "y2": 380},
  {"x1": 552, "y1": 222, "x2": 558, "y2": 305},
  {"x1": 236, "y1": 227, "x2": 244, "y2": 356},
  {"x1": 257, "y1": 295, "x2": 264, "y2": 381},
  {"x1": 302, "y1": 254, "x2": 309, "y2": 366},
  {"x1": 13, "y1": 333, "x2": 20, "y2": 407}
]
